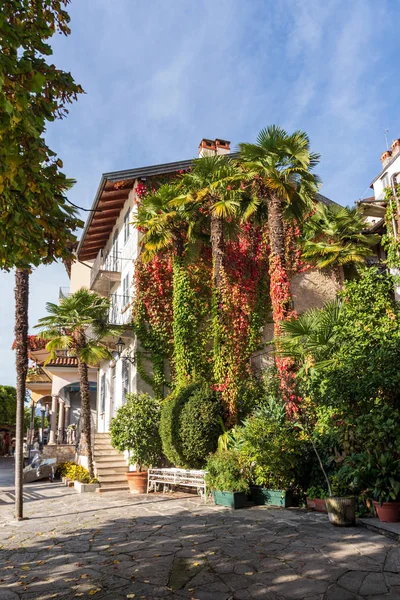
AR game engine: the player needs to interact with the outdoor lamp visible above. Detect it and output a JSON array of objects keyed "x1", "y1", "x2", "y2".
[{"x1": 116, "y1": 337, "x2": 125, "y2": 357}]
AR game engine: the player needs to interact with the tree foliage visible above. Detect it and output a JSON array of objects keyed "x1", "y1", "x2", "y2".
[
  {"x1": 0, "y1": 385, "x2": 16, "y2": 425},
  {"x1": 110, "y1": 393, "x2": 162, "y2": 471},
  {"x1": 0, "y1": 0, "x2": 83, "y2": 269}
]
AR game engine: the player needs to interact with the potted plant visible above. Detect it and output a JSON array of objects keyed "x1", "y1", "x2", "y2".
[
  {"x1": 339, "y1": 451, "x2": 400, "y2": 523},
  {"x1": 206, "y1": 449, "x2": 249, "y2": 509},
  {"x1": 306, "y1": 485, "x2": 329, "y2": 512},
  {"x1": 295, "y1": 400, "x2": 356, "y2": 526},
  {"x1": 238, "y1": 406, "x2": 300, "y2": 507},
  {"x1": 110, "y1": 393, "x2": 162, "y2": 494}
]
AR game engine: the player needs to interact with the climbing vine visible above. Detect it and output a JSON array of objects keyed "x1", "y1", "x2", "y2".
[
  {"x1": 132, "y1": 254, "x2": 173, "y2": 398},
  {"x1": 212, "y1": 223, "x2": 270, "y2": 423}
]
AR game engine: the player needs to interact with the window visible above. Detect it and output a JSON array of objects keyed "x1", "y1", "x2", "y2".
[
  {"x1": 123, "y1": 273, "x2": 130, "y2": 306},
  {"x1": 122, "y1": 360, "x2": 130, "y2": 404},
  {"x1": 381, "y1": 174, "x2": 390, "y2": 189},
  {"x1": 100, "y1": 373, "x2": 106, "y2": 414},
  {"x1": 112, "y1": 228, "x2": 119, "y2": 271},
  {"x1": 123, "y1": 208, "x2": 131, "y2": 244}
]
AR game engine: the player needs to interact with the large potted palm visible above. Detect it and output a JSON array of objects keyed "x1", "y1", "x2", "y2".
[
  {"x1": 110, "y1": 392, "x2": 162, "y2": 494},
  {"x1": 36, "y1": 289, "x2": 117, "y2": 479}
]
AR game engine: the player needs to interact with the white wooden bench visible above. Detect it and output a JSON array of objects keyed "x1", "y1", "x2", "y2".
[{"x1": 147, "y1": 468, "x2": 207, "y2": 501}]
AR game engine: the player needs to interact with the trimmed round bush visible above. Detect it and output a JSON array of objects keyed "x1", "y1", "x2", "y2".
[
  {"x1": 159, "y1": 383, "x2": 198, "y2": 467},
  {"x1": 179, "y1": 385, "x2": 222, "y2": 468},
  {"x1": 159, "y1": 383, "x2": 222, "y2": 468}
]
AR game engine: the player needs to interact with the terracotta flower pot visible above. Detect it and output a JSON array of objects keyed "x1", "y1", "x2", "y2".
[
  {"x1": 373, "y1": 500, "x2": 400, "y2": 523},
  {"x1": 126, "y1": 471, "x2": 148, "y2": 495},
  {"x1": 306, "y1": 498, "x2": 327, "y2": 513}
]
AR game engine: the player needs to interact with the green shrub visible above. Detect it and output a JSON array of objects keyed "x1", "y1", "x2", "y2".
[
  {"x1": 306, "y1": 485, "x2": 329, "y2": 500},
  {"x1": 179, "y1": 385, "x2": 222, "y2": 468},
  {"x1": 206, "y1": 450, "x2": 249, "y2": 494},
  {"x1": 238, "y1": 410, "x2": 302, "y2": 489},
  {"x1": 110, "y1": 393, "x2": 161, "y2": 470},
  {"x1": 160, "y1": 382, "x2": 221, "y2": 468},
  {"x1": 159, "y1": 383, "x2": 199, "y2": 466}
]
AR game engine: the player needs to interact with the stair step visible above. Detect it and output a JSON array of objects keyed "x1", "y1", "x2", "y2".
[
  {"x1": 96, "y1": 484, "x2": 129, "y2": 493},
  {"x1": 97, "y1": 473, "x2": 128, "y2": 483},
  {"x1": 96, "y1": 466, "x2": 127, "y2": 474},
  {"x1": 95, "y1": 455, "x2": 127, "y2": 463},
  {"x1": 94, "y1": 449, "x2": 121, "y2": 456},
  {"x1": 95, "y1": 433, "x2": 111, "y2": 437},
  {"x1": 94, "y1": 442, "x2": 113, "y2": 448}
]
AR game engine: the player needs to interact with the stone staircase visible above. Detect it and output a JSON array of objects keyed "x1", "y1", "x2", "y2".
[{"x1": 93, "y1": 432, "x2": 129, "y2": 493}]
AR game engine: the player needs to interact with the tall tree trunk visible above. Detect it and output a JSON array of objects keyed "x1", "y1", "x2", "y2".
[
  {"x1": 267, "y1": 195, "x2": 297, "y2": 413},
  {"x1": 210, "y1": 214, "x2": 224, "y2": 293},
  {"x1": 78, "y1": 359, "x2": 94, "y2": 479},
  {"x1": 268, "y1": 194, "x2": 286, "y2": 267},
  {"x1": 14, "y1": 268, "x2": 29, "y2": 520}
]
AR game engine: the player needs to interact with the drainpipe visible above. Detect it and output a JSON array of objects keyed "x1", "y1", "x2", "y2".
[
  {"x1": 389, "y1": 172, "x2": 400, "y2": 301},
  {"x1": 390, "y1": 172, "x2": 400, "y2": 235}
]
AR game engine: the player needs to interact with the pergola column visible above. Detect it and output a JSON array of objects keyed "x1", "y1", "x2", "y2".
[
  {"x1": 48, "y1": 394, "x2": 58, "y2": 445},
  {"x1": 58, "y1": 398, "x2": 65, "y2": 444},
  {"x1": 64, "y1": 405, "x2": 70, "y2": 428}
]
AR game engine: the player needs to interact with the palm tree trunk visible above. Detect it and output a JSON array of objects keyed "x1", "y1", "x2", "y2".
[
  {"x1": 77, "y1": 358, "x2": 94, "y2": 479},
  {"x1": 210, "y1": 214, "x2": 224, "y2": 292},
  {"x1": 14, "y1": 268, "x2": 29, "y2": 520},
  {"x1": 268, "y1": 194, "x2": 286, "y2": 266}
]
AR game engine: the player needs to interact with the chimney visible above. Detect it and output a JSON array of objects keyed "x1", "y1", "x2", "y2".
[
  {"x1": 380, "y1": 149, "x2": 392, "y2": 168},
  {"x1": 391, "y1": 138, "x2": 400, "y2": 158},
  {"x1": 215, "y1": 139, "x2": 231, "y2": 156},
  {"x1": 198, "y1": 138, "x2": 231, "y2": 158},
  {"x1": 198, "y1": 138, "x2": 216, "y2": 158}
]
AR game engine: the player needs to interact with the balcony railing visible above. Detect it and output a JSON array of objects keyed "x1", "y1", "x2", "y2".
[
  {"x1": 109, "y1": 293, "x2": 133, "y2": 326},
  {"x1": 90, "y1": 250, "x2": 122, "y2": 292}
]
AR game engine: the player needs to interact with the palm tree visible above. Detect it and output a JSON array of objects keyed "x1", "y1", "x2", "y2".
[
  {"x1": 35, "y1": 289, "x2": 118, "y2": 478},
  {"x1": 278, "y1": 299, "x2": 342, "y2": 376},
  {"x1": 134, "y1": 183, "x2": 200, "y2": 386},
  {"x1": 179, "y1": 155, "x2": 244, "y2": 294},
  {"x1": 239, "y1": 126, "x2": 320, "y2": 328},
  {"x1": 301, "y1": 203, "x2": 380, "y2": 282},
  {"x1": 176, "y1": 156, "x2": 246, "y2": 420}
]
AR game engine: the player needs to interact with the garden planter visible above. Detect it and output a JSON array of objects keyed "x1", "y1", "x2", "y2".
[
  {"x1": 212, "y1": 490, "x2": 247, "y2": 509},
  {"x1": 373, "y1": 501, "x2": 400, "y2": 523},
  {"x1": 74, "y1": 481, "x2": 99, "y2": 493},
  {"x1": 306, "y1": 498, "x2": 327, "y2": 513},
  {"x1": 126, "y1": 471, "x2": 148, "y2": 494},
  {"x1": 250, "y1": 486, "x2": 294, "y2": 508},
  {"x1": 325, "y1": 497, "x2": 356, "y2": 526}
]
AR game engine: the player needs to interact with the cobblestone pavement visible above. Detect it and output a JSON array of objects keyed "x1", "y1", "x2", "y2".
[{"x1": 0, "y1": 475, "x2": 400, "y2": 599}]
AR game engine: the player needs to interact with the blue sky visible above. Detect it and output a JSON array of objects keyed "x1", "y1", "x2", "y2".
[{"x1": 0, "y1": 0, "x2": 399, "y2": 386}]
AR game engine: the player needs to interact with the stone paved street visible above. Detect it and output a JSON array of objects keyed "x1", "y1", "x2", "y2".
[{"x1": 1, "y1": 460, "x2": 400, "y2": 600}]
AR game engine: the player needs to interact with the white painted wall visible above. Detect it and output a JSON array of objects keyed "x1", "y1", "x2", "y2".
[
  {"x1": 69, "y1": 260, "x2": 92, "y2": 293},
  {"x1": 372, "y1": 153, "x2": 400, "y2": 200}
]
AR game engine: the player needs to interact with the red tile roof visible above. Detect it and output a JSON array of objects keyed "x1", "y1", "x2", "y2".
[{"x1": 44, "y1": 357, "x2": 79, "y2": 367}]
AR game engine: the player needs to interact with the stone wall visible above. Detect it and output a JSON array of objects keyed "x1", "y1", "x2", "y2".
[{"x1": 43, "y1": 444, "x2": 76, "y2": 463}]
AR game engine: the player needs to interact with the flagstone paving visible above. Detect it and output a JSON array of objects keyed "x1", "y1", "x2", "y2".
[{"x1": 0, "y1": 471, "x2": 400, "y2": 599}]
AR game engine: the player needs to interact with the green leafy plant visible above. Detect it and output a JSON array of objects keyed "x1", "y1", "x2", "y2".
[
  {"x1": 238, "y1": 409, "x2": 302, "y2": 489},
  {"x1": 306, "y1": 485, "x2": 329, "y2": 500},
  {"x1": 205, "y1": 449, "x2": 249, "y2": 494},
  {"x1": 339, "y1": 451, "x2": 400, "y2": 505},
  {"x1": 110, "y1": 393, "x2": 162, "y2": 471}
]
